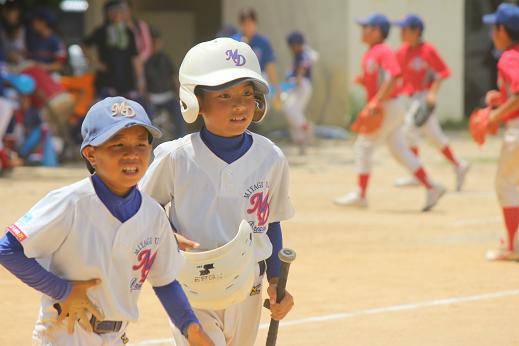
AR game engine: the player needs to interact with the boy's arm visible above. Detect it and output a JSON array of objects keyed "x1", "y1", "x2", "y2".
[
  {"x1": 489, "y1": 93, "x2": 519, "y2": 126},
  {"x1": 265, "y1": 222, "x2": 294, "y2": 321},
  {"x1": 424, "y1": 46, "x2": 450, "y2": 106},
  {"x1": 154, "y1": 282, "x2": 213, "y2": 345},
  {"x1": 368, "y1": 77, "x2": 397, "y2": 111},
  {"x1": 0, "y1": 232, "x2": 103, "y2": 333},
  {"x1": 0, "y1": 232, "x2": 71, "y2": 300},
  {"x1": 426, "y1": 79, "x2": 443, "y2": 106}
]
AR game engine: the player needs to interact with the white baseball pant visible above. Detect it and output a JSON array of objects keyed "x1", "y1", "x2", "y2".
[
  {"x1": 171, "y1": 263, "x2": 264, "y2": 346},
  {"x1": 495, "y1": 117, "x2": 519, "y2": 207},
  {"x1": 282, "y1": 78, "x2": 312, "y2": 144},
  {"x1": 401, "y1": 92, "x2": 449, "y2": 150},
  {"x1": 354, "y1": 98, "x2": 422, "y2": 174}
]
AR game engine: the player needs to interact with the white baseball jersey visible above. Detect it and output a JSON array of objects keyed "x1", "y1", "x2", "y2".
[
  {"x1": 139, "y1": 131, "x2": 295, "y2": 262},
  {"x1": 7, "y1": 178, "x2": 184, "y2": 338}
]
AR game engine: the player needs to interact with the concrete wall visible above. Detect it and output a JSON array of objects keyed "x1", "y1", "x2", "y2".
[{"x1": 223, "y1": 0, "x2": 465, "y2": 126}]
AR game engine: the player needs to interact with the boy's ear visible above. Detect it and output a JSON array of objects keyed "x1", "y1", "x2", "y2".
[
  {"x1": 196, "y1": 94, "x2": 204, "y2": 114},
  {"x1": 82, "y1": 146, "x2": 96, "y2": 168}
]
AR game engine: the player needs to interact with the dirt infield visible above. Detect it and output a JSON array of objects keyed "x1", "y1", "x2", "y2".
[{"x1": 1, "y1": 133, "x2": 519, "y2": 346}]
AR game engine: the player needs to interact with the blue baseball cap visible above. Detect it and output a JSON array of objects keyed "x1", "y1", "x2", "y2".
[
  {"x1": 483, "y1": 3, "x2": 519, "y2": 32},
  {"x1": 393, "y1": 14, "x2": 425, "y2": 31},
  {"x1": 356, "y1": 13, "x2": 390, "y2": 36},
  {"x1": 287, "y1": 31, "x2": 305, "y2": 45},
  {"x1": 80, "y1": 97, "x2": 162, "y2": 155}
]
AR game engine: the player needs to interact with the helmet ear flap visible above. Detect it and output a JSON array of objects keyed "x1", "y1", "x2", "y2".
[
  {"x1": 252, "y1": 93, "x2": 268, "y2": 123},
  {"x1": 179, "y1": 85, "x2": 200, "y2": 123}
]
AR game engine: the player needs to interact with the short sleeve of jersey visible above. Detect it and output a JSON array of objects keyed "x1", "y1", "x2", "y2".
[
  {"x1": 498, "y1": 53, "x2": 519, "y2": 94},
  {"x1": 423, "y1": 44, "x2": 450, "y2": 79},
  {"x1": 377, "y1": 45, "x2": 401, "y2": 78},
  {"x1": 262, "y1": 38, "x2": 275, "y2": 65},
  {"x1": 146, "y1": 214, "x2": 185, "y2": 287},
  {"x1": 268, "y1": 154, "x2": 295, "y2": 223},
  {"x1": 6, "y1": 189, "x2": 73, "y2": 258},
  {"x1": 139, "y1": 142, "x2": 176, "y2": 206}
]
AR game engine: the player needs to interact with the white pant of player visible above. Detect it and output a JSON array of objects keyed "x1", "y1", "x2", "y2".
[
  {"x1": 171, "y1": 263, "x2": 264, "y2": 346},
  {"x1": 32, "y1": 320, "x2": 129, "y2": 346},
  {"x1": 401, "y1": 92, "x2": 449, "y2": 150},
  {"x1": 282, "y1": 78, "x2": 312, "y2": 144},
  {"x1": 354, "y1": 98, "x2": 422, "y2": 174},
  {"x1": 496, "y1": 118, "x2": 519, "y2": 207},
  {"x1": 0, "y1": 97, "x2": 14, "y2": 150}
]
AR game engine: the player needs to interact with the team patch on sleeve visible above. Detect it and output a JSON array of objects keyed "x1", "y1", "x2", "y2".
[{"x1": 6, "y1": 224, "x2": 27, "y2": 241}]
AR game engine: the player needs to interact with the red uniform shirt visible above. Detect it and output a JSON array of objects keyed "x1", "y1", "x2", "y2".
[
  {"x1": 396, "y1": 42, "x2": 450, "y2": 96},
  {"x1": 497, "y1": 43, "x2": 519, "y2": 121},
  {"x1": 361, "y1": 42, "x2": 401, "y2": 101}
]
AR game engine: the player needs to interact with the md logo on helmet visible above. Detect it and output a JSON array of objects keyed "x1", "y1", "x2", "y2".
[{"x1": 226, "y1": 49, "x2": 246, "y2": 66}]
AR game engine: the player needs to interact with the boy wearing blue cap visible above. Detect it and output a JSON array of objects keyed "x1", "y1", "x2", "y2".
[
  {"x1": 335, "y1": 13, "x2": 445, "y2": 212},
  {"x1": 0, "y1": 97, "x2": 213, "y2": 345},
  {"x1": 282, "y1": 31, "x2": 317, "y2": 152},
  {"x1": 392, "y1": 14, "x2": 469, "y2": 191},
  {"x1": 481, "y1": 4, "x2": 519, "y2": 261}
]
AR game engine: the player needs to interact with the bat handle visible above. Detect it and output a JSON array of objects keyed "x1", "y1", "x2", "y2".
[{"x1": 265, "y1": 256, "x2": 293, "y2": 346}]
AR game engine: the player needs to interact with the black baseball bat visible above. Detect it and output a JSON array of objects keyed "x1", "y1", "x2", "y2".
[{"x1": 265, "y1": 248, "x2": 296, "y2": 346}]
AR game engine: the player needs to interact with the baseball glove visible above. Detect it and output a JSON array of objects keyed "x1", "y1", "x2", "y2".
[
  {"x1": 351, "y1": 104, "x2": 384, "y2": 135},
  {"x1": 412, "y1": 99, "x2": 435, "y2": 127},
  {"x1": 469, "y1": 107, "x2": 498, "y2": 145}
]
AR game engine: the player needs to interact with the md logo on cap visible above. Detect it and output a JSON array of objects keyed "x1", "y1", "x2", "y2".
[
  {"x1": 225, "y1": 49, "x2": 246, "y2": 66},
  {"x1": 111, "y1": 101, "x2": 136, "y2": 118}
]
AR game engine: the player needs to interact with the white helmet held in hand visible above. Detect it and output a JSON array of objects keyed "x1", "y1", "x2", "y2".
[
  {"x1": 178, "y1": 37, "x2": 269, "y2": 124},
  {"x1": 177, "y1": 220, "x2": 256, "y2": 310}
]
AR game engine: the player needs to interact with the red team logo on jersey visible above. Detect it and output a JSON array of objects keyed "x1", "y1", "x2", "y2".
[
  {"x1": 247, "y1": 192, "x2": 270, "y2": 227},
  {"x1": 132, "y1": 249, "x2": 157, "y2": 284}
]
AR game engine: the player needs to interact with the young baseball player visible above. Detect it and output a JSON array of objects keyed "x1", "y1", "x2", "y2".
[
  {"x1": 392, "y1": 14, "x2": 469, "y2": 191},
  {"x1": 139, "y1": 37, "x2": 295, "y2": 345},
  {"x1": 481, "y1": 4, "x2": 519, "y2": 261},
  {"x1": 334, "y1": 13, "x2": 445, "y2": 212},
  {"x1": 282, "y1": 31, "x2": 316, "y2": 153},
  {"x1": 0, "y1": 97, "x2": 213, "y2": 345}
]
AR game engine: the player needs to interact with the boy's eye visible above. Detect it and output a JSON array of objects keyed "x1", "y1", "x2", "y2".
[
  {"x1": 243, "y1": 90, "x2": 253, "y2": 96},
  {"x1": 218, "y1": 93, "x2": 230, "y2": 99}
]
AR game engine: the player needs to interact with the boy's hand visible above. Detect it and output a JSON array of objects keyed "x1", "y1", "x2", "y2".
[
  {"x1": 186, "y1": 323, "x2": 215, "y2": 346},
  {"x1": 57, "y1": 279, "x2": 104, "y2": 334},
  {"x1": 353, "y1": 74, "x2": 364, "y2": 85},
  {"x1": 174, "y1": 233, "x2": 200, "y2": 251},
  {"x1": 426, "y1": 92, "x2": 437, "y2": 107},
  {"x1": 267, "y1": 279, "x2": 294, "y2": 321},
  {"x1": 485, "y1": 90, "x2": 503, "y2": 108}
]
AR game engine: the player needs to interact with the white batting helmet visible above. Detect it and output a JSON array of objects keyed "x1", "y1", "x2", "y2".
[
  {"x1": 178, "y1": 37, "x2": 269, "y2": 124},
  {"x1": 177, "y1": 220, "x2": 256, "y2": 310}
]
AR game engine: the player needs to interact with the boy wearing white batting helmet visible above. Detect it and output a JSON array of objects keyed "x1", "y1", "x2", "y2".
[
  {"x1": 0, "y1": 97, "x2": 212, "y2": 346},
  {"x1": 139, "y1": 37, "x2": 295, "y2": 345}
]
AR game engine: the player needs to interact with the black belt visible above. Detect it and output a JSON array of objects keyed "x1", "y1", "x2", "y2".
[
  {"x1": 259, "y1": 260, "x2": 266, "y2": 276},
  {"x1": 90, "y1": 315, "x2": 123, "y2": 334},
  {"x1": 53, "y1": 303, "x2": 123, "y2": 334}
]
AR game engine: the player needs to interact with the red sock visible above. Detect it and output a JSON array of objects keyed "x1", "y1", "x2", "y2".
[
  {"x1": 358, "y1": 174, "x2": 370, "y2": 198},
  {"x1": 441, "y1": 145, "x2": 459, "y2": 167},
  {"x1": 411, "y1": 146, "x2": 419, "y2": 157},
  {"x1": 0, "y1": 149, "x2": 10, "y2": 169},
  {"x1": 414, "y1": 167, "x2": 432, "y2": 189},
  {"x1": 503, "y1": 207, "x2": 519, "y2": 251}
]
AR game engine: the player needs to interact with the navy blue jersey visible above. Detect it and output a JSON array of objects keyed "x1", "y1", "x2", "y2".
[
  {"x1": 232, "y1": 33, "x2": 275, "y2": 72},
  {"x1": 290, "y1": 49, "x2": 313, "y2": 80}
]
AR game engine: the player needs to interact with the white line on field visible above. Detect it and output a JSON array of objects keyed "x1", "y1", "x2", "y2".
[
  {"x1": 131, "y1": 289, "x2": 519, "y2": 345},
  {"x1": 450, "y1": 217, "x2": 501, "y2": 228}
]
